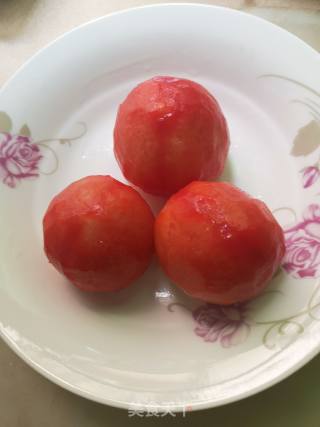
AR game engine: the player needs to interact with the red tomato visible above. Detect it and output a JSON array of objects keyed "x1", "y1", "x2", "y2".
[
  {"x1": 155, "y1": 182, "x2": 285, "y2": 305},
  {"x1": 114, "y1": 76, "x2": 229, "y2": 197},
  {"x1": 43, "y1": 175, "x2": 154, "y2": 292}
]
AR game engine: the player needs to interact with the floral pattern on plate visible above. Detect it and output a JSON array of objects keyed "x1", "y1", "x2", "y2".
[
  {"x1": 301, "y1": 166, "x2": 320, "y2": 189},
  {"x1": 283, "y1": 204, "x2": 320, "y2": 279},
  {"x1": 0, "y1": 112, "x2": 86, "y2": 188},
  {"x1": 0, "y1": 133, "x2": 42, "y2": 188},
  {"x1": 192, "y1": 303, "x2": 250, "y2": 347}
]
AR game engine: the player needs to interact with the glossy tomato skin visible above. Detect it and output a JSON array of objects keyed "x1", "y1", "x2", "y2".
[
  {"x1": 43, "y1": 175, "x2": 154, "y2": 292},
  {"x1": 155, "y1": 182, "x2": 285, "y2": 305},
  {"x1": 114, "y1": 76, "x2": 229, "y2": 197}
]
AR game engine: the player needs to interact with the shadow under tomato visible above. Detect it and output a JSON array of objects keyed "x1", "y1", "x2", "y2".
[
  {"x1": 132, "y1": 186, "x2": 167, "y2": 216},
  {"x1": 68, "y1": 258, "x2": 170, "y2": 314},
  {"x1": 128, "y1": 158, "x2": 235, "y2": 215}
]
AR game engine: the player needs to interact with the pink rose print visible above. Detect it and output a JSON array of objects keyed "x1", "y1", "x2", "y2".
[
  {"x1": 192, "y1": 303, "x2": 250, "y2": 347},
  {"x1": 301, "y1": 166, "x2": 320, "y2": 189},
  {"x1": 0, "y1": 132, "x2": 42, "y2": 188},
  {"x1": 283, "y1": 204, "x2": 320, "y2": 278}
]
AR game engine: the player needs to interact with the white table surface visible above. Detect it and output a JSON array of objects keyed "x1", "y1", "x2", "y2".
[{"x1": 0, "y1": 1, "x2": 319, "y2": 426}]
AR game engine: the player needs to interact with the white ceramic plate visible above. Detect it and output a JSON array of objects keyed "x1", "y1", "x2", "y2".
[{"x1": 0, "y1": 3, "x2": 320, "y2": 412}]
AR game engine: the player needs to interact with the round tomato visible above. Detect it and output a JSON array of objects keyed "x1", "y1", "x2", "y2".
[
  {"x1": 43, "y1": 175, "x2": 154, "y2": 291},
  {"x1": 155, "y1": 181, "x2": 285, "y2": 305},
  {"x1": 114, "y1": 76, "x2": 229, "y2": 197}
]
